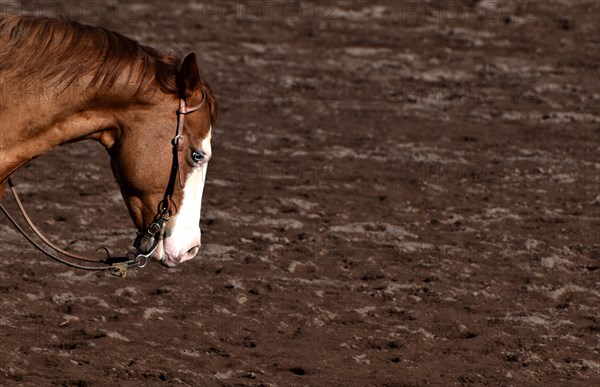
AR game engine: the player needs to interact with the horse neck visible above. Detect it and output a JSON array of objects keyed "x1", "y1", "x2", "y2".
[{"x1": 0, "y1": 79, "x2": 166, "y2": 183}]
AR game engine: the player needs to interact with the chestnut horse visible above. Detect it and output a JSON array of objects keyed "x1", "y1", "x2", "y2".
[{"x1": 0, "y1": 15, "x2": 217, "y2": 268}]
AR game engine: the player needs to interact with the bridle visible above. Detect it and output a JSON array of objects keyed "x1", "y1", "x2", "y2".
[
  {"x1": 0, "y1": 94, "x2": 205, "y2": 277},
  {"x1": 131, "y1": 94, "x2": 205, "y2": 261}
]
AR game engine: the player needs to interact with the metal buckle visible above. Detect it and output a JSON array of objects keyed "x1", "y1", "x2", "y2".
[{"x1": 147, "y1": 221, "x2": 161, "y2": 236}]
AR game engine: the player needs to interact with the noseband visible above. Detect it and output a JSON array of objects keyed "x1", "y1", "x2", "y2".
[{"x1": 0, "y1": 94, "x2": 205, "y2": 276}]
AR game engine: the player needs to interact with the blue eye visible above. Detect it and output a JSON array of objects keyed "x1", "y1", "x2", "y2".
[{"x1": 192, "y1": 150, "x2": 206, "y2": 163}]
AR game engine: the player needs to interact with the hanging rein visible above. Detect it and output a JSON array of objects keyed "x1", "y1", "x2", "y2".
[{"x1": 0, "y1": 95, "x2": 205, "y2": 277}]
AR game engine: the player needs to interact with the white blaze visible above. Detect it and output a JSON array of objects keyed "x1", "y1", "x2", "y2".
[{"x1": 161, "y1": 128, "x2": 212, "y2": 266}]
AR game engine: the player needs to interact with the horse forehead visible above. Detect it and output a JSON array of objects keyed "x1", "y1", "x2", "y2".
[{"x1": 186, "y1": 113, "x2": 212, "y2": 141}]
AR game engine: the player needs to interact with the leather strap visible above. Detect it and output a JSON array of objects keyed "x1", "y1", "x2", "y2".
[
  {"x1": 174, "y1": 92, "x2": 205, "y2": 187},
  {"x1": 0, "y1": 179, "x2": 149, "y2": 276}
]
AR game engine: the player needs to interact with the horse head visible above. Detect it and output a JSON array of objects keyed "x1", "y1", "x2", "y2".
[{"x1": 109, "y1": 53, "x2": 216, "y2": 267}]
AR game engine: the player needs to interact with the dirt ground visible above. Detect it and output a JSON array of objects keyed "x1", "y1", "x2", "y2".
[{"x1": 0, "y1": 0, "x2": 599, "y2": 386}]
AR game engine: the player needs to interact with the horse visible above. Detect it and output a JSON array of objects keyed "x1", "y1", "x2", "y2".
[{"x1": 0, "y1": 14, "x2": 217, "y2": 270}]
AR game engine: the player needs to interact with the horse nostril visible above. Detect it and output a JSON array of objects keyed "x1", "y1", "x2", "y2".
[{"x1": 187, "y1": 245, "x2": 199, "y2": 258}]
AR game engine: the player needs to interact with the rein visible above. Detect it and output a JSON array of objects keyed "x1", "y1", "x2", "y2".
[
  {"x1": 0, "y1": 95, "x2": 205, "y2": 277},
  {"x1": 0, "y1": 181, "x2": 153, "y2": 276}
]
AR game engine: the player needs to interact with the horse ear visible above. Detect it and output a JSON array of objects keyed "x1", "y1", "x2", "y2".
[{"x1": 178, "y1": 52, "x2": 201, "y2": 99}]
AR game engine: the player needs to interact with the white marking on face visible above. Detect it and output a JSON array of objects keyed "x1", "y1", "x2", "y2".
[{"x1": 161, "y1": 127, "x2": 212, "y2": 266}]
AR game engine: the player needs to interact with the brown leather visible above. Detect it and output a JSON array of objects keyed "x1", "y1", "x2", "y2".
[
  {"x1": 175, "y1": 92, "x2": 205, "y2": 187},
  {"x1": 8, "y1": 179, "x2": 103, "y2": 262}
]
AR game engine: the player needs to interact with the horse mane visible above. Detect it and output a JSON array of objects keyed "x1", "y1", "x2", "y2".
[{"x1": 0, "y1": 14, "x2": 217, "y2": 123}]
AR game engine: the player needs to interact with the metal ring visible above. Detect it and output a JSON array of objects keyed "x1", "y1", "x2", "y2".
[
  {"x1": 172, "y1": 135, "x2": 184, "y2": 146},
  {"x1": 137, "y1": 255, "x2": 148, "y2": 268}
]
